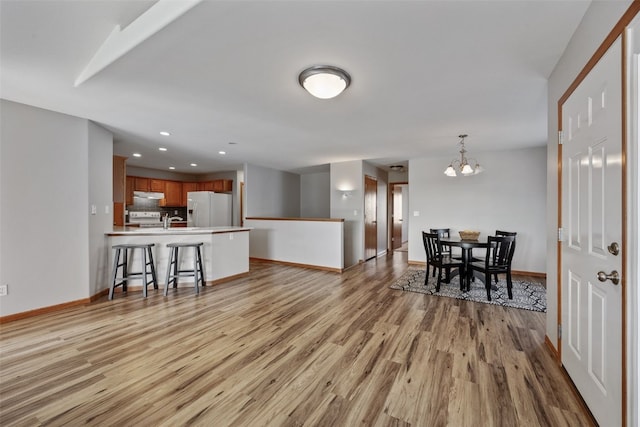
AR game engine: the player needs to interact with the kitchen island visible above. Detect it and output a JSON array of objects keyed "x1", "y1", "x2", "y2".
[{"x1": 106, "y1": 226, "x2": 251, "y2": 288}]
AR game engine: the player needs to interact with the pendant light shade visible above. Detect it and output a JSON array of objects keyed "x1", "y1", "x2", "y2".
[
  {"x1": 443, "y1": 134, "x2": 483, "y2": 177},
  {"x1": 299, "y1": 65, "x2": 351, "y2": 99}
]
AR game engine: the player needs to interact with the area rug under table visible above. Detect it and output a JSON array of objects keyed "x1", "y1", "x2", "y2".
[{"x1": 390, "y1": 268, "x2": 546, "y2": 312}]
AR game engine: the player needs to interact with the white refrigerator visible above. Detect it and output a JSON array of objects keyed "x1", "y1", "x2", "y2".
[{"x1": 187, "y1": 191, "x2": 232, "y2": 227}]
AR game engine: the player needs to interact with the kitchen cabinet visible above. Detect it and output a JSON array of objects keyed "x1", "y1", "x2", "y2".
[
  {"x1": 125, "y1": 176, "x2": 134, "y2": 206},
  {"x1": 164, "y1": 181, "x2": 182, "y2": 206},
  {"x1": 150, "y1": 179, "x2": 165, "y2": 192},
  {"x1": 196, "y1": 179, "x2": 233, "y2": 193},
  {"x1": 214, "y1": 179, "x2": 233, "y2": 192},
  {"x1": 113, "y1": 156, "x2": 127, "y2": 226},
  {"x1": 182, "y1": 182, "x2": 197, "y2": 206},
  {"x1": 134, "y1": 177, "x2": 150, "y2": 191},
  {"x1": 197, "y1": 181, "x2": 215, "y2": 192}
]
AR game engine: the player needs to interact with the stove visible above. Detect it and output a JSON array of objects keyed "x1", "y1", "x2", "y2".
[{"x1": 128, "y1": 211, "x2": 162, "y2": 227}]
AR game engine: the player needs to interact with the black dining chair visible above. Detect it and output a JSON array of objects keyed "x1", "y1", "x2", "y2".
[
  {"x1": 429, "y1": 228, "x2": 453, "y2": 275},
  {"x1": 493, "y1": 230, "x2": 517, "y2": 283},
  {"x1": 470, "y1": 235, "x2": 516, "y2": 301},
  {"x1": 422, "y1": 232, "x2": 464, "y2": 292}
]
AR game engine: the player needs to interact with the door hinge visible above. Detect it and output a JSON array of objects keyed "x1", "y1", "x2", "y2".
[
  {"x1": 558, "y1": 324, "x2": 562, "y2": 340},
  {"x1": 558, "y1": 227, "x2": 563, "y2": 242},
  {"x1": 558, "y1": 130, "x2": 564, "y2": 145}
]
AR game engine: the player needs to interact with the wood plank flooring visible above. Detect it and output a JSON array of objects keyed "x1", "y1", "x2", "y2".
[{"x1": 0, "y1": 252, "x2": 593, "y2": 426}]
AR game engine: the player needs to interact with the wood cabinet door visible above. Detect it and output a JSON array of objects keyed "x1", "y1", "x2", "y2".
[
  {"x1": 150, "y1": 179, "x2": 165, "y2": 192},
  {"x1": 165, "y1": 181, "x2": 182, "y2": 206},
  {"x1": 125, "y1": 176, "x2": 134, "y2": 206},
  {"x1": 198, "y1": 181, "x2": 215, "y2": 192},
  {"x1": 213, "y1": 179, "x2": 224, "y2": 192},
  {"x1": 182, "y1": 182, "x2": 198, "y2": 206},
  {"x1": 134, "y1": 177, "x2": 150, "y2": 191}
]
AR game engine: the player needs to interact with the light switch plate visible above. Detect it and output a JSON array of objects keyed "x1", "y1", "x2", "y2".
[
  {"x1": 413, "y1": 211, "x2": 420, "y2": 216},
  {"x1": 91, "y1": 205, "x2": 97, "y2": 215}
]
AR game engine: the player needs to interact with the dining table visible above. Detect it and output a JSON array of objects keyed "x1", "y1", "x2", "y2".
[{"x1": 439, "y1": 237, "x2": 491, "y2": 291}]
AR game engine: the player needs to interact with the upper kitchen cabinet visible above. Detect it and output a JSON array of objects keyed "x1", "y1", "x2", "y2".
[
  {"x1": 134, "y1": 177, "x2": 150, "y2": 191},
  {"x1": 197, "y1": 179, "x2": 233, "y2": 193},
  {"x1": 182, "y1": 182, "x2": 198, "y2": 206},
  {"x1": 214, "y1": 179, "x2": 233, "y2": 193},
  {"x1": 197, "y1": 181, "x2": 215, "y2": 192},
  {"x1": 150, "y1": 179, "x2": 165, "y2": 193},
  {"x1": 164, "y1": 181, "x2": 182, "y2": 207}
]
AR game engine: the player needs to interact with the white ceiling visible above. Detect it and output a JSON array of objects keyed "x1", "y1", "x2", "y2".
[{"x1": 0, "y1": 0, "x2": 590, "y2": 175}]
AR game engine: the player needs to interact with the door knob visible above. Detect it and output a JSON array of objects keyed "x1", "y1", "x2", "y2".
[
  {"x1": 597, "y1": 270, "x2": 620, "y2": 285},
  {"x1": 607, "y1": 242, "x2": 620, "y2": 256}
]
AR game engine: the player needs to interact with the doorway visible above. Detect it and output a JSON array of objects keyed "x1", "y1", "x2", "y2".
[
  {"x1": 364, "y1": 175, "x2": 377, "y2": 260},
  {"x1": 391, "y1": 183, "x2": 408, "y2": 251},
  {"x1": 559, "y1": 36, "x2": 624, "y2": 427}
]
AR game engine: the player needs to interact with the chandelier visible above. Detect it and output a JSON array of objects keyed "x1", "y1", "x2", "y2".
[{"x1": 444, "y1": 134, "x2": 484, "y2": 177}]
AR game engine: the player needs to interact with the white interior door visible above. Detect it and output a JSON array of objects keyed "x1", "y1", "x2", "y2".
[{"x1": 561, "y1": 38, "x2": 623, "y2": 426}]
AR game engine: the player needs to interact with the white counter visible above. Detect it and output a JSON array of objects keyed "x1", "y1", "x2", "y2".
[{"x1": 106, "y1": 226, "x2": 251, "y2": 286}]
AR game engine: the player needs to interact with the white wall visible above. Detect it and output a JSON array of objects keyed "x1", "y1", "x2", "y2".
[
  {"x1": 0, "y1": 100, "x2": 94, "y2": 316},
  {"x1": 330, "y1": 160, "x2": 363, "y2": 267},
  {"x1": 244, "y1": 218, "x2": 343, "y2": 271},
  {"x1": 546, "y1": 0, "x2": 632, "y2": 346},
  {"x1": 88, "y1": 122, "x2": 113, "y2": 296},
  {"x1": 300, "y1": 171, "x2": 330, "y2": 218},
  {"x1": 245, "y1": 163, "x2": 300, "y2": 217},
  {"x1": 408, "y1": 146, "x2": 547, "y2": 273}
]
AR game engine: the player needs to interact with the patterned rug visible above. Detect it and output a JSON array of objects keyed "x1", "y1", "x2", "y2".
[{"x1": 390, "y1": 268, "x2": 546, "y2": 312}]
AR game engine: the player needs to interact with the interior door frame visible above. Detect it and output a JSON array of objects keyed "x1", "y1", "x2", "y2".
[
  {"x1": 364, "y1": 175, "x2": 378, "y2": 260},
  {"x1": 556, "y1": 4, "x2": 640, "y2": 425},
  {"x1": 388, "y1": 181, "x2": 408, "y2": 252}
]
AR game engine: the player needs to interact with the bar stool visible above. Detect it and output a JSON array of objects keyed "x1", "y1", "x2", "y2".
[
  {"x1": 164, "y1": 242, "x2": 206, "y2": 296},
  {"x1": 109, "y1": 243, "x2": 158, "y2": 300}
]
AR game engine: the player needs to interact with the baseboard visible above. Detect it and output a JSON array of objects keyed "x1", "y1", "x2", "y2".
[
  {"x1": 544, "y1": 335, "x2": 560, "y2": 362},
  {"x1": 0, "y1": 297, "x2": 91, "y2": 324},
  {"x1": 249, "y1": 257, "x2": 342, "y2": 273},
  {"x1": 406, "y1": 262, "x2": 545, "y2": 279},
  {"x1": 512, "y1": 270, "x2": 546, "y2": 278}
]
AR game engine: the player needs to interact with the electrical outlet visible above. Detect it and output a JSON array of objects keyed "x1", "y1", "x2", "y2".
[
  {"x1": 229, "y1": 233, "x2": 234, "y2": 240},
  {"x1": 0, "y1": 285, "x2": 8, "y2": 296}
]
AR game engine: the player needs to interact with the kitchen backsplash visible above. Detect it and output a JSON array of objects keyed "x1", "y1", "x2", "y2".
[
  {"x1": 160, "y1": 207, "x2": 187, "y2": 219},
  {"x1": 126, "y1": 198, "x2": 187, "y2": 220}
]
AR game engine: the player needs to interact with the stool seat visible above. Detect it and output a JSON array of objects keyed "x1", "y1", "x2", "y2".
[
  {"x1": 164, "y1": 242, "x2": 206, "y2": 296},
  {"x1": 109, "y1": 243, "x2": 158, "y2": 300}
]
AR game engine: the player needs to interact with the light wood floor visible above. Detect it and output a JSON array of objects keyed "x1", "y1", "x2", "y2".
[{"x1": 1, "y1": 252, "x2": 593, "y2": 426}]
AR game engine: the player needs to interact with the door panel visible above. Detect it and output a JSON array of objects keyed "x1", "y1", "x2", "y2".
[
  {"x1": 364, "y1": 176, "x2": 377, "y2": 260},
  {"x1": 392, "y1": 185, "x2": 402, "y2": 250},
  {"x1": 561, "y1": 37, "x2": 623, "y2": 427}
]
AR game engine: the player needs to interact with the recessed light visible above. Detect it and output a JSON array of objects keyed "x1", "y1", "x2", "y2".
[
  {"x1": 160, "y1": 131, "x2": 170, "y2": 136},
  {"x1": 190, "y1": 163, "x2": 197, "y2": 167},
  {"x1": 169, "y1": 166, "x2": 175, "y2": 170},
  {"x1": 219, "y1": 151, "x2": 226, "y2": 155},
  {"x1": 133, "y1": 153, "x2": 142, "y2": 157},
  {"x1": 159, "y1": 147, "x2": 167, "y2": 152}
]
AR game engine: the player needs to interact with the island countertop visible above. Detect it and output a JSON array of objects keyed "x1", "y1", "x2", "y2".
[
  {"x1": 107, "y1": 226, "x2": 251, "y2": 236},
  {"x1": 106, "y1": 226, "x2": 251, "y2": 287}
]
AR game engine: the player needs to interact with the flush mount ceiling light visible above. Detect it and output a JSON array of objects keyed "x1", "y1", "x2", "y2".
[
  {"x1": 299, "y1": 65, "x2": 351, "y2": 99},
  {"x1": 444, "y1": 134, "x2": 484, "y2": 177}
]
